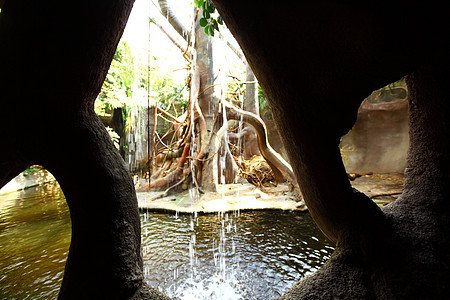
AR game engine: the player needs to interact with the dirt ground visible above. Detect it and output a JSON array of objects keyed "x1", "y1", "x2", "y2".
[
  {"x1": 350, "y1": 173, "x2": 404, "y2": 207},
  {"x1": 136, "y1": 173, "x2": 404, "y2": 213}
]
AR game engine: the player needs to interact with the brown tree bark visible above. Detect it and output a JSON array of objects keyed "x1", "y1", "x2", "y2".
[
  {"x1": 242, "y1": 63, "x2": 261, "y2": 159},
  {"x1": 158, "y1": 0, "x2": 191, "y2": 42},
  {"x1": 191, "y1": 9, "x2": 223, "y2": 192},
  {"x1": 224, "y1": 101, "x2": 297, "y2": 186}
]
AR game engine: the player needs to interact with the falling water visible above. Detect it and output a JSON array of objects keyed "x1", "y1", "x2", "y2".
[
  {"x1": 126, "y1": 87, "x2": 150, "y2": 172},
  {"x1": 219, "y1": 97, "x2": 229, "y2": 185},
  {"x1": 165, "y1": 210, "x2": 244, "y2": 299},
  {"x1": 0, "y1": 182, "x2": 334, "y2": 299},
  {"x1": 140, "y1": 210, "x2": 334, "y2": 300},
  {"x1": 189, "y1": 96, "x2": 199, "y2": 204},
  {"x1": 189, "y1": 25, "x2": 200, "y2": 205},
  {"x1": 168, "y1": 29, "x2": 250, "y2": 299},
  {"x1": 125, "y1": 2, "x2": 332, "y2": 299},
  {"x1": 237, "y1": 92, "x2": 244, "y2": 173},
  {"x1": 0, "y1": 3, "x2": 336, "y2": 299}
]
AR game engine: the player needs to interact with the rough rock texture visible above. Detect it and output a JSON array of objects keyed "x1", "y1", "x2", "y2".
[
  {"x1": 341, "y1": 98, "x2": 409, "y2": 174},
  {"x1": 0, "y1": 0, "x2": 165, "y2": 298},
  {"x1": 213, "y1": 0, "x2": 450, "y2": 298},
  {"x1": 2, "y1": 0, "x2": 450, "y2": 299}
]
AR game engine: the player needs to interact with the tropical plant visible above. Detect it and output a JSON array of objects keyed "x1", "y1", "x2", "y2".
[
  {"x1": 132, "y1": 0, "x2": 300, "y2": 196},
  {"x1": 150, "y1": 64, "x2": 189, "y2": 114},
  {"x1": 194, "y1": 0, "x2": 223, "y2": 36},
  {"x1": 95, "y1": 41, "x2": 135, "y2": 116}
]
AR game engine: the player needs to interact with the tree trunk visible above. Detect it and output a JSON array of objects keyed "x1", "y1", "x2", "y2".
[
  {"x1": 193, "y1": 9, "x2": 224, "y2": 192},
  {"x1": 224, "y1": 101, "x2": 297, "y2": 187},
  {"x1": 242, "y1": 63, "x2": 260, "y2": 159},
  {"x1": 157, "y1": 0, "x2": 190, "y2": 42}
]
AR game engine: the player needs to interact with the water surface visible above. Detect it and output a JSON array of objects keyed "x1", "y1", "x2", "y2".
[
  {"x1": 0, "y1": 183, "x2": 70, "y2": 299},
  {"x1": 142, "y1": 210, "x2": 334, "y2": 299},
  {"x1": 0, "y1": 183, "x2": 334, "y2": 299}
]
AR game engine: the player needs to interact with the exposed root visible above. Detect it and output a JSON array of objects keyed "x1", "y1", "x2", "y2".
[
  {"x1": 238, "y1": 155, "x2": 276, "y2": 187},
  {"x1": 223, "y1": 101, "x2": 299, "y2": 191}
]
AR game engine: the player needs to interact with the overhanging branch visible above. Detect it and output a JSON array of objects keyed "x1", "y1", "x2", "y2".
[
  {"x1": 223, "y1": 101, "x2": 299, "y2": 191},
  {"x1": 158, "y1": 0, "x2": 191, "y2": 43}
]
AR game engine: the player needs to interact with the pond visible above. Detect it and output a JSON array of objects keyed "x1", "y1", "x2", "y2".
[{"x1": 0, "y1": 183, "x2": 334, "y2": 299}]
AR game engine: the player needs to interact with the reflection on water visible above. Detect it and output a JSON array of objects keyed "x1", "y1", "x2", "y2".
[
  {"x1": 141, "y1": 210, "x2": 334, "y2": 299},
  {"x1": 0, "y1": 183, "x2": 334, "y2": 299},
  {"x1": 0, "y1": 182, "x2": 71, "y2": 299}
]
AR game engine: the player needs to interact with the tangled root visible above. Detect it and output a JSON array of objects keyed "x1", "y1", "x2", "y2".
[{"x1": 239, "y1": 155, "x2": 276, "y2": 187}]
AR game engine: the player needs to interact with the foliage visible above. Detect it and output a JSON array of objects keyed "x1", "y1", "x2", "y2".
[
  {"x1": 258, "y1": 84, "x2": 268, "y2": 111},
  {"x1": 150, "y1": 63, "x2": 189, "y2": 114},
  {"x1": 379, "y1": 77, "x2": 406, "y2": 92},
  {"x1": 23, "y1": 165, "x2": 43, "y2": 176},
  {"x1": 106, "y1": 127, "x2": 120, "y2": 149},
  {"x1": 96, "y1": 39, "x2": 188, "y2": 117},
  {"x1": 224, "y1": 76, "x2": 270, "y2": 119},
  {"x1": 96, "y1": 38, "x2": 188, "y2": 154},
  {"x1": 368, "y1": 77, "x2": 407, "y2": 104},
  {"x1": 194, "y1": 0, "x2": 223, "y2": 36},
  {"x1": 225, "y1": 80, "x2": 243, "y2": 105},
  {"x1": 95, "y1": 41, "x2": 136, "y2": 116},
  {"x1": 258, "y1": 84, "x2": 273, "y2": 120}
]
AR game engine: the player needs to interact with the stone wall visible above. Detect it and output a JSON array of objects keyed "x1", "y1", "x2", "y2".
[
  {"x1": 341, "y1": 98, "x2": 409, "y2": 174},
  {"x1": 265, "y1": 91, "x2": 409, "y2": 175}
]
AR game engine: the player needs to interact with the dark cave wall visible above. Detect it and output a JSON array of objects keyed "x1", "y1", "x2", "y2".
[
  {"x1": 267, "y1": 98, "x2": 410, "y2": 174},
  {"x1": 213, "y1": 0, "x2": 450, "y2": 298},
  {"x1": 0, "y1": 1, "x2": 167, "y2": 298}
]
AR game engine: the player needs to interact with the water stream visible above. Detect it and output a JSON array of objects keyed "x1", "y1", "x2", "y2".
[{"x1": 0, "y1": 183, "x2": 334, "y2": 299}]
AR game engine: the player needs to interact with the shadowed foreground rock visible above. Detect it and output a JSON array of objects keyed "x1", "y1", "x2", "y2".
[
  {"x1": 0, "y1": 0, "x2": 165, "y2": 298},
  {"x1": 213, "y1": 1, "x2": 450, "y2": 298}
]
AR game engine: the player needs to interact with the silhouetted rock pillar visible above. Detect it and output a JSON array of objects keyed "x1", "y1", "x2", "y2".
[{"x1": 0, "y1": 0, "x2": 168, "y2": 298}]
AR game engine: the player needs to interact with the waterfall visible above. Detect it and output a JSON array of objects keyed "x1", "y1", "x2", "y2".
[
  {"x1": 172, "y1": 211, "x2": 243, "y2": 300},
  {"x1": 125, "y1": 92, "x2": 151, "y2": 173}
]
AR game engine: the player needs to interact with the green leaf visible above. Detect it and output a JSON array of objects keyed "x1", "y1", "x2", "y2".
[
  {"x1": 217, "y1": 16, "x2": 223, "y2": 25},
  {"x1": 199, "y1": 17, "x2": 208, "y2": 27},
  {"x1": 195, "y1": 0, "x2": 204, "y2": 8},
  {"x1": 209, "y1": 25, "x2": 215, "y2": 36},
  {"x1": 207, "y1": 1, "x2": 215, "y2": 13},
  {"x1": 204, "y1": 25, "x2": 210, "y2": 35},
  {"x1": 203, "y1": 9, "x2": 210, "y2": 19},
  {"x1": 212, "y1": 19, "x2": 219, "y2": 31}
]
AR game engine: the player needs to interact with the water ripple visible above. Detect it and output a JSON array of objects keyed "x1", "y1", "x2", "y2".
[
  {"x1": 1, "y1": 184, "x2": 334, "y2": 299},
  {"x1": 141, "y1": 210, "x2": 334, "y2": 300}
]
